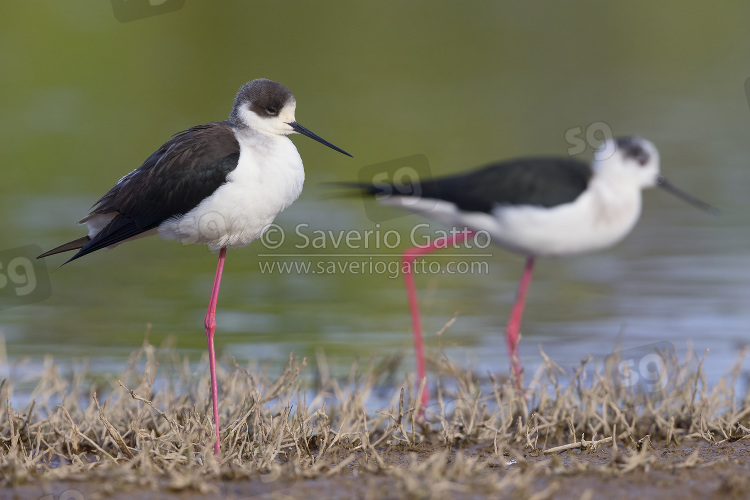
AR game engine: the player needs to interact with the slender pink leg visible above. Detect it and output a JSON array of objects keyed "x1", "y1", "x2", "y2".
[
  {"x1": 402, "y1": 230, "x2": 474, "y2": 408},
  {"x1": 205, "y1": 247, "x2": 227, "y2": 455},
  {"x1": 505, "y1": 256, "x2": 534, "y2": 386}
]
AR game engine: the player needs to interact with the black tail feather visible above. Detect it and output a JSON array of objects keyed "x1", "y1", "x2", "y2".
[
  {"x1": 60, "y1": 215, "x2": 160, "y2": 266},
  {"x1": 37, "y1": 236, "x2": 91, "y2": 259},
  {"x1": 322, "y1": 181, "x2": 385, "y2": 197}
]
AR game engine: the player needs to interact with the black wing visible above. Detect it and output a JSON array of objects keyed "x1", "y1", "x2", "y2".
[
  {"x1": 58, "y1": 121, "x2": 240, "y2": 264},
  {"x1": 360, "y1": 157, "x2": 592, "y2": 213}
]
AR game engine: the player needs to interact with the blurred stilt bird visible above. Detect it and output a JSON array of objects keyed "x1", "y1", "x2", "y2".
[{"x1": 342, "y1": 136, "x2": 717, "y2": 407}]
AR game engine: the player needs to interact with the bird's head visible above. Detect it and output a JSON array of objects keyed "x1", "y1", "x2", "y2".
[
  {"x1": 594, "y1": 136, "x2": 717, "y2": 214},
  {"x1": 594, "y1": 136, "x2": 660, "y2": 189},
  {"x1": 230, "y1": 78, "x2": 351, "y2": 157}
]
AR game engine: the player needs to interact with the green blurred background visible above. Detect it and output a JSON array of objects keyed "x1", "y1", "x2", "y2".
[{"x1": 0, "y1": 1, "x2": 748, "y2": 383}]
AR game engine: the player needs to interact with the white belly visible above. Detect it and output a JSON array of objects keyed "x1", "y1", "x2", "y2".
[
  {"x1": 158, "y1": 136, "x2": 305, "y2": 250},
  {"x1": 485, "y1": 190, "x2": 642, "y2": 256},
  {"x1": 381, "y1": 187, "x2": 643, "y2": 257}
]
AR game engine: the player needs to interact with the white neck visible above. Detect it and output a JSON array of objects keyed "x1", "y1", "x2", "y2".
[{"x1": 587, "y1": 169, "x2": 644, "y2": 229}]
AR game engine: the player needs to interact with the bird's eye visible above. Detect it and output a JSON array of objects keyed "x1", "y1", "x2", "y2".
[{"x1": 265, "y1": 107, "x2": 278, "y2": 115}]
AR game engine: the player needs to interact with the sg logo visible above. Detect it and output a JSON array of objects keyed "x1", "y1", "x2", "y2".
[
  {"x1": 605, "y1": 341, "x2": 676, "y2": 398},
  {"x1": 356, "y1": 154, "x2": 435, "y2": 222},
  {"x1": 565, "y1": 121, "x2": 616, "y2": 160},
  {"x1": 0, "y1": 245, "x2": 51, "y2": 309}
]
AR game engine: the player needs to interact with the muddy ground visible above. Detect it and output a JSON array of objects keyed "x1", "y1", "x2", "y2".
[
  {"x1": 3, "y1": 344, "x2": 750, "y2": 500},
  {"x1": 6, "y1": 441, "x2": 750, "y2": 500}
]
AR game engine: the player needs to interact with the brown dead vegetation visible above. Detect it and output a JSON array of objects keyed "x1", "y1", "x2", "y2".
[{"x1": 1, "y1": 337, "x2": 749, "y2": 499}]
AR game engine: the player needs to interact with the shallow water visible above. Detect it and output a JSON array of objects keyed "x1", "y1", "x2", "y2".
[{"x1": 1, "y1": 2, "x2": 749, "y2": 393}]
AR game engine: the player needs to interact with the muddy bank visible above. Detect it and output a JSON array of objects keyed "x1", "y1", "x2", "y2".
[
  {"x1": 5, "y1": 441, "x2": 750, "y2": 500},
  {"x1": 3, "y1": 343, "x2": 750, "y2": 499}
]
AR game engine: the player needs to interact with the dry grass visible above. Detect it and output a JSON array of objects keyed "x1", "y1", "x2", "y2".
[{"x1": 1, "y1": 337, "x2": 749, "y2": 498}]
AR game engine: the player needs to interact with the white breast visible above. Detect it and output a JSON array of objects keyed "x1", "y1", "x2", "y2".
[
  {"x1": 158, "y1": 131, "x2": 305, "y2": 250},
  {"x1": 380, "y1": 178, "x2": 644, "y2": 258},
  {"x1": 484, "y1": 186, "x2": 643, "y2": 256}
]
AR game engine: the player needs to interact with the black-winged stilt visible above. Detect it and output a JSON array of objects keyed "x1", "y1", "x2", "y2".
[
  {"x1": 349, "y1": 136, "x2": 716, "y2": 405},
  {"x1": 37, "y1": 78, "x2": 352, "y2": 453}
]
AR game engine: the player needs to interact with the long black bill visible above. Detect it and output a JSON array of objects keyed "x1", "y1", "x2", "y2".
[
  {"x1": 289, "y1": 121, "x2": 352, "y2": 157},
  {"x1": 657, "y1": 176, "x2": 720, "y2": 215}
]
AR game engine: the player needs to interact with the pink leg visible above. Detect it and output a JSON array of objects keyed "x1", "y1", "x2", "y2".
[
  {"x1": 205, "y1": 247, "x2": 227, "y2": 455},
  {"x1": 402, "y1": 230, "x2": 474, "y2": 409},
  {"x1": 505, "y1": 256, "x2": 534, "y2": 386}
]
